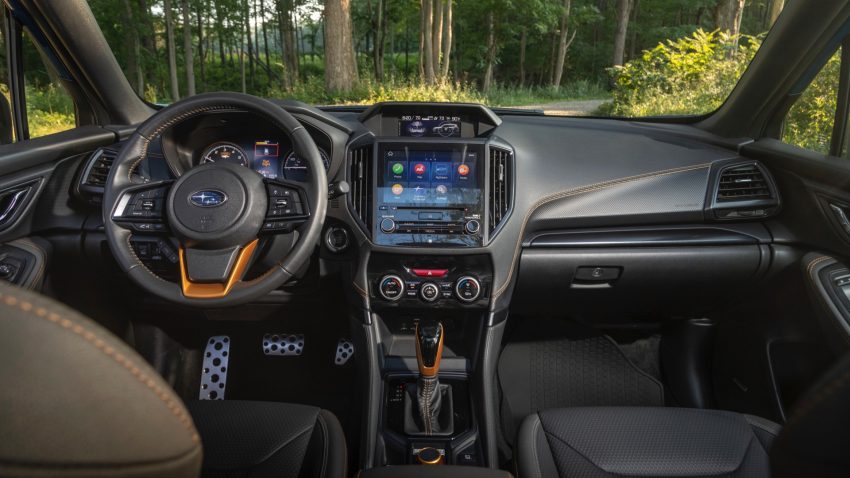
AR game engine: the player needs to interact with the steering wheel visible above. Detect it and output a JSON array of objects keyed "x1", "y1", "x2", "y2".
[{"x1": 103, "y1": 93, "x2": 328, "y2": 307}]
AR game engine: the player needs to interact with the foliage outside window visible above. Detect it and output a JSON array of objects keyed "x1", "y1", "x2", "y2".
[
  {"x1": 89, "y1": 0, "x2": 787, "y2": 118},
  {"x1": 21, "y1": 30, "x2": 76, "y2": 138},
  {"x1": 782, "y1": 48, "x2": 840, "y2": 155},
  {"x1": 0, "y1": 20, "x2": 15, "y2": 143}
]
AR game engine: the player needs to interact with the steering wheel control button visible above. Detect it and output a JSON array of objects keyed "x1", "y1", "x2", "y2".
[
  {"x1": 265, "y1": 184, "x2": 304, "y2": 218},
  {"x1": 465, "y1": 219, "x2": 481, "y2": 235},
  {"x1": 263, "y1": 333, "x2": 305, "y2": 356},
  {"x1": 455, "y1": 276, "x2": 482, "y2": 302},
  {"x1": 380, "y1": 218, "x2": 397, "y2": 233},
  {"x1": 420, "y1": 282, "x2": 440, "y2": 302},
  {"x1": 199, "y1": 335, "x2": 230, "y2": 400},
  {"x1": 379, "y1": 275, "x2": 405, "y2": 301}
]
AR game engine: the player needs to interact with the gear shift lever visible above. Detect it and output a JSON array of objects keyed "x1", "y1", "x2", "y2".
[
  {"x1": 416, "y1": 320, "x2": 443, "y2": 378},
  {"x1": 415, "y1": 320, "x2": 444, "y2": 434}
]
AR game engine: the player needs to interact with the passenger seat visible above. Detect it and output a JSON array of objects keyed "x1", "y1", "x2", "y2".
[{"x1": 515, "y1": 355, "x2": 850, "y2": 478}]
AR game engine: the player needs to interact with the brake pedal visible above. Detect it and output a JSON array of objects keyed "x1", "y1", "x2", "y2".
[
  {"x1": 199, "y1": 335, "x2": 230, "y2": 400},
  {"x1": 335, "y1": 339, "x2": 354, "y2": 365},
  {"x1": 263, "y1": 333, "x2": 304, "y2": 356}
]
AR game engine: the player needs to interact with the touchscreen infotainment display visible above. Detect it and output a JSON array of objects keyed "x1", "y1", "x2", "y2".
[
  {"x1": 399, "y1": 115, "x2": 462, "y2": 138},
  {"x1": 379, "y1": 149, "x2": 480, "y2": 207}
]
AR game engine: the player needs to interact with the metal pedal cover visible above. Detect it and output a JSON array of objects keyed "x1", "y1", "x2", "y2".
[
  {"x1": 335, "y1": 339, "x2": 354, "y2": 365},
  {"x1": 263, "y1": 333, "x2": 304, "y2": 356},
  {"x1": 199, "y1": 335, "x2": 230, "y2": 400}
]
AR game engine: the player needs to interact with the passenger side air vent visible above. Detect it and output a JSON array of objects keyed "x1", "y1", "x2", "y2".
[
  {"x1": 81, "y1": 147, "x2": 118, "y2": 190},
  {"x1": 489, "y1": 146, "x2": 512, "y2": 234},
  {"x1": 711, "y1": 161, "x2": 779, "y2": 220},
  {"x1": 348, "y1": 144, "x2": 373, "y2": 231}
]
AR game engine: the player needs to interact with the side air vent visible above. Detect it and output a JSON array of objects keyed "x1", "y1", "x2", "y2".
[
  {"x1": 489, "y1": 146, "x2": 512, "y2": 234},
  {"x1": 716, "y1": 163, "x2": 771, "y2": 201},
  {"x1": 81, "y1": 147, "x2": 118, "y2": 190},
  {"x1": 712, "y1": 161, "x2": 779, "y2": 220},
  {"x1": 348, "y1": 144, "x2": 373, "y2": 231}
]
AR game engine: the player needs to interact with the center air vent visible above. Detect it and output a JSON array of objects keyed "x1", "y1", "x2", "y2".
[
  {"x1": 489, "y1": 146, "x2": 512, "y2": 234},
  {"x1": 716, "y1": 163, "x2": 771, "y2": 202},
  {"x1": 81, "y1": 147, "x2": 118, "y2": 190},
  {"x1": 348, "y1": 144, "x2": 373, "y2": 231}
]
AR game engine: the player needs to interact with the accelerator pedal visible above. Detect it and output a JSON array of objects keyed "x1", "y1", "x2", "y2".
[
  {"x1": 199, "y1": 335, "x2": 230, "y2": 400},
  {"x1": 335, "y1": 339, "x2": 355, "y2": 365}
]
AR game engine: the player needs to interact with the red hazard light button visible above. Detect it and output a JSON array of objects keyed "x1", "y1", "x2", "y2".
[{"x1": 411, "y1": 268, "x2": 449, "y2": 278}]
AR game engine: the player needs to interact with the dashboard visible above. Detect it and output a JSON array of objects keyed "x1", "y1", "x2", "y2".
[{"x1": 88, "y1": 100, "x2": 782, "y2": 315}]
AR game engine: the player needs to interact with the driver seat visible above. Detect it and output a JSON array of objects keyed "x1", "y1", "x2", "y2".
[{"x1": 0, "y1": 283, "x2": 347, "y2": 478}]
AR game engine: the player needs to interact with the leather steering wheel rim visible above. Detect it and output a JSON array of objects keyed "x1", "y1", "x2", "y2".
[{"x1": 103, "y1": 92, "x2": 328, "y2": 307}]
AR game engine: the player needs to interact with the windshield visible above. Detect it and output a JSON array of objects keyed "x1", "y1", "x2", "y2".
[{"x1": 87, "y1": 0, "x2": 778, "y2": 117}]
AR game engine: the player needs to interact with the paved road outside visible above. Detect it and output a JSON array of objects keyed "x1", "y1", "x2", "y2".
[{"x1": 510, "y1": 98, "x2": 608, "y2": 116}]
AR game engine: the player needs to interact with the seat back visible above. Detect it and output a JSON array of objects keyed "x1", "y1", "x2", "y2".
[{"x1": 0, "y1": 283, "x2": 202, "y2": 478}]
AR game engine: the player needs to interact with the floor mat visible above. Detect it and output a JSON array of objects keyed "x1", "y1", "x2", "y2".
[{"x1": 498, "y1": 335, "x2": 664, "y2": 444}]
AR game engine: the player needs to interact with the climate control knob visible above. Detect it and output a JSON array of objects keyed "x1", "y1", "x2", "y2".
[
  {"x1": 378, "y1": 275, "x2": 405, "y2": 301},
  {"x1": 380, "y1": 218, "x2": 397, "y2": 233},
  {"x1": 465, "y1": 220, "x2": 481, "y2": 235},
  {"x1": 420, "y1": 282, "x2": 440, "y2": 302},
  {"x1": 455, "y1": 276, "x2": 481, "y2": 303}
]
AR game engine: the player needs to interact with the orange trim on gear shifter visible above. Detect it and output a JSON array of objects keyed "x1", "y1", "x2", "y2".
[
  {"x1": 415, "y1": 322, "x2": 444, "y2": 378},
  {"x1": 178, "y1": 239, "x2": 258, "y2": 299}
]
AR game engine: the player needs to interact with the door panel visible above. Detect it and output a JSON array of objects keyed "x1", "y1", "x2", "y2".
[{"x1": 0, "y1": 125, "x2": 117, "y2": 289}]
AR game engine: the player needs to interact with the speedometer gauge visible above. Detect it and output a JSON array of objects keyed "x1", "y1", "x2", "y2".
[
  {"x1": 282, "y1": 148, "x2": 330, "y2": 182},
  {"x1": 200, "y1": 142, "x2": 249, "y2": 167}
]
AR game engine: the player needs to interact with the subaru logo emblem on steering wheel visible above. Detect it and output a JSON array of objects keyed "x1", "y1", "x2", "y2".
[{"x1": 189, "y1": 190, "x2": 228, "y2": 207}]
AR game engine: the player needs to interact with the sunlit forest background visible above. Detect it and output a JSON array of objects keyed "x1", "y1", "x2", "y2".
[{"x1": 0, "y1": 0, "x2": 838, "y2": 153}]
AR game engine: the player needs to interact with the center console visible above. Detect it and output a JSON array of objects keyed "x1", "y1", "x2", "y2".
[{"x1": 353, "y1": 103, "x2": 509, "y2": 470}]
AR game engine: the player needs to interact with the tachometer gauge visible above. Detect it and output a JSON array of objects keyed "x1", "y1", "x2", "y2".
[
  {"x1": 282, "y1": 148, "x2": 330, "y2": 182},
  {"x1": 200, "y1": 142, "x2": 249, "y2": 167}
]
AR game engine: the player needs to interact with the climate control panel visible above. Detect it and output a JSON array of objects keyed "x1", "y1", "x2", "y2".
[{"x1": 368, "y1": 253, "x2": 492, "y2": 308}]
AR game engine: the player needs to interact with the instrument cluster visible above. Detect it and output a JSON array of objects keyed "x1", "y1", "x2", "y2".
[{"x1": 198, "y1": 139, "x2": 330, "y2": 182}]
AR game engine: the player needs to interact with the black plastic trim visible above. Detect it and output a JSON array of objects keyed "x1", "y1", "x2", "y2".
[{"x1": 528, "y1": 224, "x2": 770, "y2": 248}]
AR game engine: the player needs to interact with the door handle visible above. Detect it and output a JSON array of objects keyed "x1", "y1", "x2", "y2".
[
  {"x1": 0, "y1": 181, "x2": 37, "y2": 230},
  {"x1": 829, "y1": 203, "x2": 850, "y2": 236}
]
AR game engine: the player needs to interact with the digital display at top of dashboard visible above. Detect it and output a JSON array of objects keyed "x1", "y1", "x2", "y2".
[{"x1": 399, "y1": 115, "x2": 462, "y2": 138}]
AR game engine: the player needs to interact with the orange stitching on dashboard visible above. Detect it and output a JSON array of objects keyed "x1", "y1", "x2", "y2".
[
  {"x1": 0, "y1": 291, "x2": 200, "y2": 445},
  {"x1": 492, "y1": 163, "x2": 712, "y2": 299}
]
